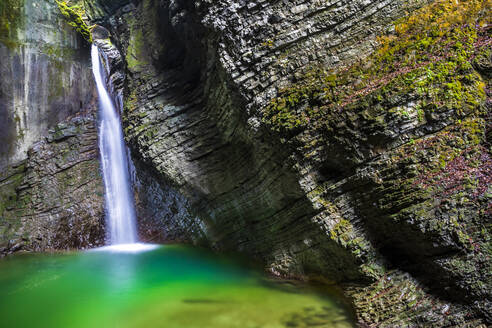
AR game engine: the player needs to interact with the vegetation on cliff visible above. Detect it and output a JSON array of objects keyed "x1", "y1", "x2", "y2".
[
  {"x1": 263, "y1": 0, "x2": 491, "y2": 325},
  {"x1": 263, "y1": 0, "x2": 490, "y2": 133},
  {"x1": 0, "y1": 0, "x2": 23, "y2": 49},
  {"x1": 56, "y1": 0, "x2": 92, "y2": 42}
]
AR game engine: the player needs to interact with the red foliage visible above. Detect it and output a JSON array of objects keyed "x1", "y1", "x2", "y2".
[{"x1": 416, "y1": 146, "x2": 491, "y2": 201}]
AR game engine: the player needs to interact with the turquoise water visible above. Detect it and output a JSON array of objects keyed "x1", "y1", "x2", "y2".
[{"x1": 0, "y1": 245, "x2": 354, "y2": 328}]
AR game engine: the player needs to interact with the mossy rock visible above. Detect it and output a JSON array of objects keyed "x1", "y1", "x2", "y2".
[
  {"x1": 55, "y1": 0, "x2": 92, "y2": 43},
  {"x1": 0, "y1": 0, "x2": 24, "y2": 49}
]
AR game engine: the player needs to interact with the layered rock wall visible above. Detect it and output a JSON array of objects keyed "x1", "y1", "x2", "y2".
[
  {"x1": 88, "y1": 0, "x2": 490, "y2": 325},
  {"x1": 97, "y1": 0, "x2": 430, "y2": 279},
  {"x1": 0, "y1": 116, "x2": 105, "y2": 253}
]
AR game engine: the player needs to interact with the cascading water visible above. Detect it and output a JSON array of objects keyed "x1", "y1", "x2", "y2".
[{"x1": 91, "y1": 44, "x2": 137, "y2": 245}]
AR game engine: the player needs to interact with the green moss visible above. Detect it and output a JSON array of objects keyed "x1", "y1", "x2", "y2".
[
  {"x1": 262, "y1": 0, "x2": 489, "y2": 134},
  {"x1": 125, "y1": 11, "x2": 153, "y2": 72},
  {"x1": 42, "y1": 43, "x2": 76, "y2": 59},
  {"x1": 308, "y1": 186, "x2": 381, "y2": 277},
  {"x1": 124, "y1": 0, "x2": 163, "y2": 72},
  {"x1": 0, "y1": 163, "x2": 27, "y2": 246},
  {"x1": 55, "y1": 0, "x2": 92, "y2": 43},
  {"x1": 330, "y1": 219, "x2": 352, "y2": 241},
  {"x1": 360, "y1": 262, "x2": 386, "y2": 279},
  {"x1": 126, "y1": 29, "x2": 147, "y2": 69},
  {"x1": 0, "y1": 0, "x2": 24, "y2": 49},
  {"x1": 349, "y1": 265, "x2": 488, "y2": 326},
  {"x1": 378, "y1": 115, "x2": 490, "y2": 258},
  {"x1": 143, "y1": 126, "x2": 159, "y2": 139},
  {"x1": 134, "y1": 123, "x2": 147, "y2": 135},
  {"x1": 261, "y1": 39, "x2": 274, "y2": 49}
]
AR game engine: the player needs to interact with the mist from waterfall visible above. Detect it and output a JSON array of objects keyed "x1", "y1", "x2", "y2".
[{"x1": 91, "y1": 44, "x2": 137, "y2": 245}]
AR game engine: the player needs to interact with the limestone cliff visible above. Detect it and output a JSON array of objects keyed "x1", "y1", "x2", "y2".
[
  {"x1": 0, "y1": 0, "x2": 104, "y2": 253},
  {"x1": 84, "y1": 0, "x2": 490, "y2": 326},
  {"x1": 1, "y1": 0, "x2": 490, "y2": 326}
]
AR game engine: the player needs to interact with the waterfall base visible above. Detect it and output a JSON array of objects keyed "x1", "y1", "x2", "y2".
[{"x1": 91, "y1": 243, "x2": 160, "y2": 253}]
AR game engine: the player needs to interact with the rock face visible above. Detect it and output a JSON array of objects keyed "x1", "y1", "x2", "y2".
[
  {"x1": 0, "y1": 0, "x2": 96, "y2": 167},
  {"x1": 0, "y1": 0, "x2": 104, "y2": 253},
  {"x1": 87, "y1": 0, "x2": 490, "y2": 326},
  {"x1": 0, "y1": 115, "x2": 105, "y2": 253},
  {"x1": 99, "y1": 0, "x2": 436, "y2": 277}
]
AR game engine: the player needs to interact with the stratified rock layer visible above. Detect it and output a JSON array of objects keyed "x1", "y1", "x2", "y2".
[
  {"x1": 87, "y1": 0, "x2": 490, "y2": 326},
  {"x1": 0, "y1": 115, "x2": 105, "y2": 253},
  {"x1": 101, "y1": 0, "x2": 432, "y2": 279}
]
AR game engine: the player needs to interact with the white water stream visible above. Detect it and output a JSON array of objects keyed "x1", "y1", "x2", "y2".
[{"x1": 91, "y1": 44, "x2": 138, "y2": 245}]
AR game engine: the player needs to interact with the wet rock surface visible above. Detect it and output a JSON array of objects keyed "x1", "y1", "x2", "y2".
[
  {"x1": 0, "y1": 0, "x2": 95, "y2": 168},
  {"x1": 0, "y1": 114, "x2": 105, "y2": 254},
  {"x1": 0, "y1": 0, "x2": 104, "y2": 254}
]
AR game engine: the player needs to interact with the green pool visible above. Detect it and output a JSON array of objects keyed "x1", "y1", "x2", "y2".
[{"x1": 0, "y1": 244, "x2": 355, "y2": 328}]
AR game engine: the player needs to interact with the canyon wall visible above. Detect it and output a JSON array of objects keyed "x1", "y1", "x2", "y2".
[
  {"x1": 0, "y1": 0, "x2": 104, "y2": 253},
  {"x1": 91, "y1": 0, "x2": 490, "y2": 326}
]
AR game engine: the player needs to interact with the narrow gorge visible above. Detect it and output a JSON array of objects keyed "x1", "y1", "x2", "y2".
[{"x1": 0, "y1": 0, "x2": 490, "y2": 327}]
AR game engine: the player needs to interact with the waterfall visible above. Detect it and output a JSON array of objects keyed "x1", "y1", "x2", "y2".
[{"x1": 91, "y1": 44, "x2": 137, "y2": 245}]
